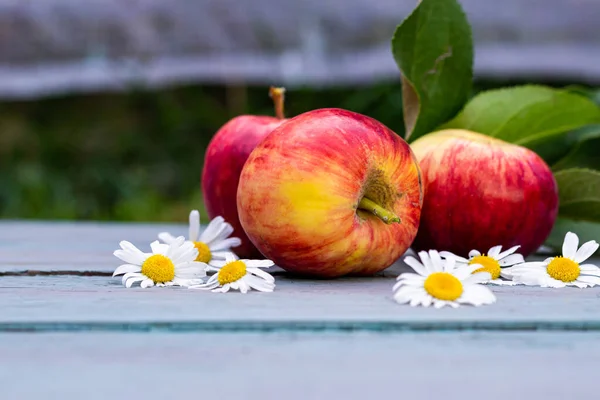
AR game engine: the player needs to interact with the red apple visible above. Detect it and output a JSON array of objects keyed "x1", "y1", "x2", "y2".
[
  {"x1": 202, "y1": 87, "x2": 288, "y2": 258},
  {"x1": 236, "y1": 108, "x2": 423, "y2": 278},
  {"x1": 410, "y1": 129, "x2": 559, "y2": 258}
]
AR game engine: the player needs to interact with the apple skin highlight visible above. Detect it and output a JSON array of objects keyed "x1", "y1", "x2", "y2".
[
  {"x1": 410, "y1": 129, "x2": 559, "y2": 258},
  {"x1": 202, "y1": 115, "x2": 286, "y2": 258},
  {"x1": 237, "y1": 108, "x2": 423, "y2": 278}
]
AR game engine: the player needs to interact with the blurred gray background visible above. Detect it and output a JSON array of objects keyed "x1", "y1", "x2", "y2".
[
  {"x1": 0, "y1": 0, "x2": 598, "y2": 99},
  {"x1": 0, "y1": 0, "x2": 598, "y2": 223}
]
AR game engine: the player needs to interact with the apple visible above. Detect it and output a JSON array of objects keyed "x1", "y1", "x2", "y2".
[
  {"x1": 409, "y1": 129, "x2": 559, "y2": 258},
  {"x1": 202, "y1": 87, "x2": 288, "y2": 258},
  {"x1": 236, "y1": 108, "x2": 423, "y2": 278}
]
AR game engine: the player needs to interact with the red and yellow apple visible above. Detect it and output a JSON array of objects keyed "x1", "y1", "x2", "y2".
[
  {"x1": 410, "y1": 129, "x2": 559, "y2": 258},
  {"x1": 237, "y1": 108, "x2": 423, "y2": 278},
  {"x1": 202, "y1": 88, "x2": 288, "y2": 258}
]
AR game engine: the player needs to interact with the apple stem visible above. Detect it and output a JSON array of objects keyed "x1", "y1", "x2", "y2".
[
  {"x1": 357, "y1": 197, "x2": 401, "y2": 224},
  {"x1": 269, "y1": 86, "x2": 286, "y2": 119}
]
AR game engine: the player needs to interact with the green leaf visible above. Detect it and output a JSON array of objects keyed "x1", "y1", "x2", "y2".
[
  {"x1": 552, "y1": 125, "x2": 600, "y2": 171},
  {"x1": 441, "y1": 85, "x2": 600, "y2": 145},
  {"x1": 526, "y1": 124, "x2": 600, "y2": 166},
  {"x1": 392, "y1": 0, "x2": 473, "y2": 142},
  {"x1": 545, "y1": 218, "x2": 600, "y2": 256},
  {"x1": 554, "y1": 168, "x2": 600, "y2": 222}
]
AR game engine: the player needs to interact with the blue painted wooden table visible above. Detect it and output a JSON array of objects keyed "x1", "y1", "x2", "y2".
[{"x1": 1, "y1": 220, "x2": 599, "y2": 399}]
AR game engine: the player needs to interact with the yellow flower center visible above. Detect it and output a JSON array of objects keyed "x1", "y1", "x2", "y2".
[
  {"x1": 217, "y1": 260, "x2": 247, "y2": 285},
  {"x1": 194, "y1": 241, "x2": 212, "y2": 263},
  {"x1": 546, "y1": 256, "x2": 580, "y2": 282},
  {"x1": 424, "y1": 272, "x2": 463, "y2": 301},
  {"x1": 141, "y1": 254, "x2": 175, "y2": 283},
  {"x1": 469, "y1": 255, "x2": 501, "y2": 280}
]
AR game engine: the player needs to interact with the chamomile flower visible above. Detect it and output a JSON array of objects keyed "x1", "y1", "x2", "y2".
[
  {"x1": 189, "y1": 253, "x2": 275, "y2": 293},
  {"x1": 158, "y1": 210, "x2": 241, "y2": 268},
  {"x1": 393, "y1": 250, "x2": 496, "y2": 308},
  {"x1": 440, "y1": 245, "x2": 524, "y2": 285},
  {"x1": 506, "y1": 232, "x2": 600, "y2": 288},
  {"x1": 113, "y1": 236, "x2": 207, "y2": 288}
]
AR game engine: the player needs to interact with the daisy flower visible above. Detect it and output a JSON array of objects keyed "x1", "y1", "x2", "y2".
[
  {"x1": 393, "y1": 250, "x2": 496, "y2": 308},
  {"x1": 439, "y1": 245, "x2": 524, "y2": 285},
  {"x1": 506, "y1": 232, "x2": 600, "y2": 288},
  {"x1": 158, "y1": 210, "x2": 241, "y2": 268},
  {"x1": 113, "y1": 236, "x2": 207, "y2": 288},
  {"x1": 189, "y1": 253, "x2": 275, "y2": 294}
]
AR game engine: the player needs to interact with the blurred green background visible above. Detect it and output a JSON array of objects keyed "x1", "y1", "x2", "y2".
[{"x1": 0, "y1": 79, "x2": 597, "y2": 223}]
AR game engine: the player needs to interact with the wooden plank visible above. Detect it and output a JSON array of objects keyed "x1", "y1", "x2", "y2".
[
  {"x1": 2, "y1": 276, "x2": 600, "y2": 325},
  {"x1": 1, "y1": 331, "x2": 599, "y2": 400}
]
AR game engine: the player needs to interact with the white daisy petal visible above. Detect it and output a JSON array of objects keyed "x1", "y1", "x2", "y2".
[
  {"x1": 207, "y1": 223, "x2": 235, "y2": 246},
  {"x1": 509, "y1": 261, "x2": 548, "y2": 269},
  {"x1": 411, "y1": 292, "x2": 430, "y2": 307},
  {"x1": 207, "y1": 260, "x2": 228, "y2": 269},
  {"x1": 488, "y1": 278, "x2": 519, "y2": 286},
  {"x1": 225, "y1": 253, "x2": 237, "y2": 264},
  {"x1": 395, "y1": 272, "x2": 425, "y2": 281},
  {"x1": 416, "y1": 251, "x2": 433, "y2": 271},
  {"x1": 393, "y1": 285, "x2": 423, "y2": 303},
  {"x1": 189, "y1": 210, "x2": 201, "y2": 242},
  {"x1": 428, "y1": 250, "x2": 444, "y2": 271},
  {"x1": 488, "y1": 245, "x2": 502, "y2": 258},
  {"x1": 125, "y1": 275, "x2": 146, "y2": 288},
  {"x1": 175, "y1": 265, "x2": 207, "y2": 279},
  {"x1": 570, "y1": 281, "x2": 591, "y2": 288},
  {"x1": 157, "y1": 232, "x2": 177, "y2": 244},
  {"x1": 244, "y1": 259, "x2": 275, "y2": 268},
  {"x1": 459, "y1": 285, "x2": 496, "y2": 306},
  {"x1": 199, "y1": 216, "x2": 226, "y2": 243},
  {"x1": 463, "y1": 271, "x2": 492, "y2": 285},
  {"x1": 246, "y1": 277, "x2": 275, "y2": 293},
  {"x1": 248, "y1": 267, "x2": 275, "y2": 283},
  {"x1": 173, "y1": 278, "x2": 204, "y2": 287},
  {"x1": 439, "y1": 251, "x2": 469, "y2": 264},
  {"x1": 562, "y1": 232, "x2": 579, "y2": 259},
  {"x1": 392, "y1": 286, "x2": 422, "y2": 303},
  {"x1": 113, "y1": 249, "x2": 145, "y2": 265},
  {"x1": 443, "y1": 256, "x2": 456, "y2": 272},
  {"x1": 496, "y1": 245, "x2": 521, "y2": 260},
  {"x1": 170, "y1": 244, "x2": 198, "y2": 265},
  {"x1": 502, "y1": 264, "x2": 547, "y2": 280},
  {"x1": 140, "y1": 279, "x2": 155, "y2": 288},
  {"x1": 403, "y1": 256, "x2": 428, "y2": 276},
  {"x1": 122, "y1": 272, "x2": 144, "y2": 284},
  {"x1": 112, "y1": 264, "x2": 141, "y2": 277},
  {"x1": 453, "y1": 264, "x2": 482, "y2": 280},
  {"x1": 580, "y1": 264, "x2": 600, "y2": 275},
  {"x1": 118, "y1": 241, "x2": 148, "y2": 256},
  {"x1": 189, "y1": 280, "x2": 219, "y2": 290},
  {"x1": 150, "y1": 240, "x2": 170, "y2": 255},
  {"x1": 420, "y1": 294, "x2": 433, "y2": 307},
  {"x1": 409, "y1": 294, "x2": 424, "y2": 307},
  {"x1": 238, "y1": 280, "x2": 249, "y2": 294},
  {"x1": 433, "y1": 300, "x2": 447, "y2": 309},
  {"x1": 213, "y1": 285, "x2": 231, "y2": 293},
  {"x1": 395, "y1": 276, "x2": 426, "y2": 287},
  {"x1": 209, "y1": 237, "x2": 242, "y2": 251},
  {"x1": 211, "y1": 251, "x2": 238, "y2": 260},
  {"x1": 499, "y1": 253, "x2": 525, "y2": 266},
  {"x1": 574, "y1": 240, "x2": 599, "y2": 264},
  {"x1": 468, "y1": 249, "x2": 481, "y2": 258},
  {"x1": 575, "y1": 275, "x2": 600, "y2": 286},
  {"x1": 517, "y1": 272, "x2": 566, "y2": 288}
]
